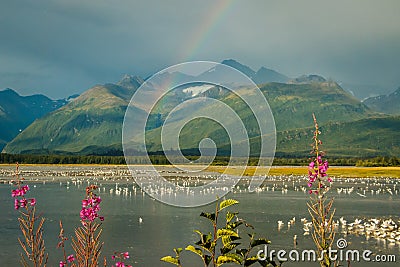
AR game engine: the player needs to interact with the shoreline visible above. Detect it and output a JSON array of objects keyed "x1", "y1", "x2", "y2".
[
  {"x1": 208, "y1": 165, "x2": 400, "y2": 178},
  {"x1": 0, "y1": 164, "x2": 399, "y2": 180}
]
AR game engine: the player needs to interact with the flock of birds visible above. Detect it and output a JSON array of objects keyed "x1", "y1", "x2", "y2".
[
  {"x1": 277, "y1": 215, "x2": 400, "y2": 248},
  {"x1": 1, "y1": 166, "x2": 399, "y2": 197},
  {"x1": 1, "y1": 165, "x2": 399, "y2": 249},
  {"x1": 247, "y1": 175, "x2": 400, "y2": 197}
]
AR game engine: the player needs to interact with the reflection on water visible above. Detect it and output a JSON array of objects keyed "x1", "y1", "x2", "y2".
[{"x1": 0, "y1": 166, "x2": 399, "y2": 266}]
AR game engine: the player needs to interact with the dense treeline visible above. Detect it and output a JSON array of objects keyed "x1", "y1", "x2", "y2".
[
  {"x1": 0, "y1": 153, "x2": 126, "y2": 165},
  {"x1": 0, "y1": 153, "x2": 399, "y2": 166},
  {"x1": 272, "y1": 157, "x2": 359, "y2": 166},
  {"x1": 273, "y1": 157, "x2": 400, "y2": 166},
  {"x1": 355, "y1": 156, "x2": 400, "y2": 167}
]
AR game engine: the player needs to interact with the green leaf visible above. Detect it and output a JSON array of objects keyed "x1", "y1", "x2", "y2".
[
  {"x1": 185, "y1": 245, "x2": 203, "y2": 258},
  {"x1": 204, "y1": 255, "x2": 212, "y2": 266},
  {"x1": 226, "y1": 212, "x2": 238, "y2": 223},
  {"x1": 194, "y1": 230, "x2": 212, "y2": 244},
  {"x1": 195, "y1": 232, "x2": 214, "y2": 253},
  {"x1": 194, "y1": 230, "x2": 203, "y2": 237},
  {"x1": 236, "y1": 248, "x2": 249, "y2": 257},
  {"x1": 226, "y1": 221, "x2": 243, "y2": 230},
  {"x1": 219, "y1": 199, "x2": 239, "y2": 211},
  {"x1": 217, "y1": 254, "x2": 243, "y2": 266},
  {"x1": 217, "y1": 228, "x2": 239, "y2": 239},
  {"x1": 221, "y1": 235, "x2": 241, "y2": 246},
  {"x1": 220, "y1": 242, "x2": 240, "y2": 254},
  {"x1": 174, "y1": 248, "x2": 183, "y2": 255},
  {"x1": 250, "y1": 238, "x2": 271, "y2": 248},
  {"x1": 244, "y1": 221, "x2": 255, "y2": 229},
  {"x1": 160, "y1": 256, "x2": 180, "y2": 266},
  {"x1": 260, "y1": 259, "x2": 278, "y2": 267},
  {"x1": 186, "y1": 245, "x2": 213, "y2": 266},
  {"x1": 200, "y1": 212, "x2": 216, "y2": 222}
]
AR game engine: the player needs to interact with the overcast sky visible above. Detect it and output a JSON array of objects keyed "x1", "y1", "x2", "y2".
[{"x1": 1, "y1": 0, "x2": 399, "y2": 99}]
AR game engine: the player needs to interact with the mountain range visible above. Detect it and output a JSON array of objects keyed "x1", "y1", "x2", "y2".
[
  {"x1": 2, "y1": 60, "x2": 399, "y2": 157},
  {"x1": 221, "y1": 59, "x2": 289, "y2": 84},
  {"x1": 0, "y1": 89, "x2": 68, "y2": 150},
  {"x1": 363, "y1": 87, "x2": 400, "y2": 115}
]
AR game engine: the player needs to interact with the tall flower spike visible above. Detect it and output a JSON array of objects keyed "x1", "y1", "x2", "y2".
[
  {"x1": 307, "y1": 113, "x2": 332, "y2": 192},
  {"x1": 11, "y1": 163, "x2": 48, "y2": 266},
  {"x1": 307, "y1": 114, "x2": 336, "y2": 267}
]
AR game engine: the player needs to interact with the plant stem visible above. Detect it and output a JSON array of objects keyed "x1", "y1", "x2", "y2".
[{"x1": 212, "y1": 200, "x2": 219, "y2": 267}]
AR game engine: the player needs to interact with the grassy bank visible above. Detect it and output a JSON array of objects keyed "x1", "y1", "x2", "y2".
[
  {"x1": 206, "y1": 166, "x2": 400, "y2": 178},
  {"x1": 1, "y1": 163, "x2": 399, "y2": 179}
]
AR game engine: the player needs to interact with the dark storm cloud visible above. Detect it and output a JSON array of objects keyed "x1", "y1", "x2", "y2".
[{"x1": 0, "y1": 0, "x2": 399, "y2": 98}]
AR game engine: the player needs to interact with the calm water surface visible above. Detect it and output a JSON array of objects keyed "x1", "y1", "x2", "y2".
[{"x1": 0, "y1": 167, "x2": 399, "y2": 266}]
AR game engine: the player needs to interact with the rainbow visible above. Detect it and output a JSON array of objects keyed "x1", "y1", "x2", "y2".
[
  {"x1": 179, "y1": 0, "x2": 234, "y2": 61},
  {"x1": 150, "y1": 1, "x2": 235, "y2": 107}
]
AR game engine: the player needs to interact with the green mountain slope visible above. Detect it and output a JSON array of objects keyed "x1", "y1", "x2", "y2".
[
  {"x1": 3, "y1": 83, "x2": 141, "y2": 154},
  {"x1": 261, "y1": 81, "x2": 376, "y2": 131},
  {"x1": 0, "y1": 89, "x2": 67, "y2": 149},
  {"x1": 274, "y1": 116, "x2": 400, "y2": 157},
  {"x1": 363, "y1": 87, "x2": 400, "y2": 115},
  {"x1": 142, "y1": 81, "x2": 385, "y2": 156},
  {"x1": 3, "y1": 62, "x2": 397, "y2": 157}
]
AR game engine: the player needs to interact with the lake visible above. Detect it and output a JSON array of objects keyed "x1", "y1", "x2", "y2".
[{"x1": 0, "y1": 165, "x2": 399, "y2": 266}]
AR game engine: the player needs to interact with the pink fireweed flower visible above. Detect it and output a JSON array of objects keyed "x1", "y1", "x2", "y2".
[
  {"x1": 93, "y1": 204, "x2": 100, "y2": 212},
  {"x1": 93, "y1": 196, "x2": 102, "y2": 204},
  {"x1": 327, "y1": 177, "x2": 332, "y2": 183},
  {"x1": 317, "y1": 156, "x2": 322, "y2": 164},
  {"x1": 67, "y1": 254, "x2": 75, "y2": 262},
  {"x1": 307, "y1": 146, "x2": 330, "y2": 192},
  {"x1": 11, "y1": 188, "x2": 24, "y2": 197},
  {"x1": 11, "y1": 189, "x2": 18, "y2": 197},
  {"x1": 80, "y1": 209, "x2": 85, "y2": 219},
  {"x1": 308, "y1": 170, "x2": 317, "y2": 177},
  {"x1": 111, "y1": 251, "x2": 132, "y2": 267},
  {"x1": 20, "y1": 199, "x2": 27, "y2": 208},
  {"x1": 29, "y1": 198, "x2": 36, "y2": 206},
  {"x1": 14, "y1": 199, "x2": 20, "y2": 210},
  {"x1": 59, "y1": 261, "x2": 66, "y2": 267},
  {"x1": 82, "y1": 199, "x2": 88, "y2": 207},
  {"x1": 80, "y1": 207, "x2": 98, "y2": 221},
  {"x1": 14, "y1": 185, "x2": 30, "y2": 196},
  {"x1": 80, "y1": 189, "x2": 103, "y2": 222},
  {"x1": 87, "y1": 198, "x2": 94, "y2": 206}
]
